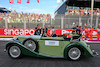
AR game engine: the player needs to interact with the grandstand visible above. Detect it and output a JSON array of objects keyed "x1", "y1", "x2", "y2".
[
  {"x1": 0, "y1": 0, "x2": 100, "y2": 29},
  {"x1": 54, "y1": 0, "x2": 100, "y2": 29},
  {"x1": 55, "y1": 0, "x2": 100, "y2": 15}
]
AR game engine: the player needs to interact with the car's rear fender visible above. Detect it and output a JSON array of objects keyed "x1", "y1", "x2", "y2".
[{"x1": 64, "y1": 43, "x2": 94, "y2": 59}]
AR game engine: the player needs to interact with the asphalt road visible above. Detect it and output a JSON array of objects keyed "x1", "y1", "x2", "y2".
[{"x1": 0, "y1": 41, "x2": 100, "y2": 67}]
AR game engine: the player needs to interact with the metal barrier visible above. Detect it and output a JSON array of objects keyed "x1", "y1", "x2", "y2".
[{"x1": 54, "y1": 15, "x2": 100, "y2": 29}]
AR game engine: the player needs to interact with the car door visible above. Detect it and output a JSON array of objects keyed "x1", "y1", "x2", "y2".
[{"x1": 38, "y1": 37, "x2": 64, "y2": 57}]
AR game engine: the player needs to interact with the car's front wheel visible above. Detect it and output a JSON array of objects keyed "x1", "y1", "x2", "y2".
[
  {"x1": 67, "y1": 47, "x2": 82, "y2": 61},
  {"x1": 8, "y1": 45, "x2": 22, "y2": 59}
]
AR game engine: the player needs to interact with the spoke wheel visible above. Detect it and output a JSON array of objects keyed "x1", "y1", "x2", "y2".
[
  {"x1": 68, "y1": 47, "x2": 81, "y2": 60},
  {"x1": 8, "y1": 45, "x2": 22, "y2": 59},
  {"x1": 24, "y1": 40, "x2": 36, "y2": 51}
]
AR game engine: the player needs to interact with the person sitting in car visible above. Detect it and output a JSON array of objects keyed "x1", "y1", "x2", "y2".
[
  {"x1": 63, "y1": 31, "x2": 72, "y2": 40},
  {"x1": 42, "y1": 25, "x2": 48, "y2": 37},
  {"x1": 65, "y1": 31, "x2": 72, "y2": 38},
  {"x1": 51, "y1": 29, "x2": 57, "y2": 37}
]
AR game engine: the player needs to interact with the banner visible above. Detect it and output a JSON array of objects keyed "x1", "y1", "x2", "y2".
[
  {"x1": 17, "y1": 0, "x2": 21, "y2": 4},
  {"x1": 0, "y1": 29, "x2": 98, "y2": 36},
  {"x1": 27, "y1": 0, "x2": 30, "y2": 3},
  {"x1": 9, "y1": 0, "x2": 14, "y2": 4}
]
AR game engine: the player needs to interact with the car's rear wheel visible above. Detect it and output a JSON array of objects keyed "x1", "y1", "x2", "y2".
[
  {"x1": 68, "y1": 47, "x2": 82, "y2": 61},
  {"x1": 8, "y1": 45, "x2": 22, "y2": 59},
  {"x1": 23, "y1": 38, "x2": 38, "y2": 52}
]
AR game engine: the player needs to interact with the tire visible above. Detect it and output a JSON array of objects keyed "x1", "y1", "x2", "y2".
[
  {"x1": 67, "y1": 47, "x2": 82, "y2": 61},
  {"x1": 8, "y1": 45, "x2": 22, "y2": 59},
  {"x1": 22, "y1": 38, "x2": 39, "y2": 52}
]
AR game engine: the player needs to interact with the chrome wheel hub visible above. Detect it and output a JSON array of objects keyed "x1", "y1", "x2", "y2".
[
  {"x1": 24, "y1": 40, "x2": 36, "y2": 51},
  {"x1": 68, "y1": 47, "x2": 81, "y2": 60},
  {"x1": 9, "y1": 46, "x2": 21, "y2": 58}
]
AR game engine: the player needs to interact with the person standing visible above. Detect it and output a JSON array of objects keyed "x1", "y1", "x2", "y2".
[
  {"x1": 76, "y1": 26, "x2": 80, "y2": 35},
  {"x1": 34, "y1": 24, "x2": 41, "y2": 35},
  {"x1": 80, "y1": 26, "x2": 83, "y2": 40},
  {"x1": 42, "y1": 25, "x2": 48, "y2": 37},
  {"x1": 85, "y1": 27, "x2": 89, "y2": 40},
  {"x1": 97, "y1": 26, "x2": 100, "y2": 40},
  {"x1": 72, "y1": 22, "x2": 76, "y2": 34},
  {"x1": 88, "y1": 26, "x2": 93, "y2": 40}
]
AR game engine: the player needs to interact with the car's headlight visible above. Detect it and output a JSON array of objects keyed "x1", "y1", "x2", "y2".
[
  {"x1": 13, "y1": 37, "x2": 18, "y2": 40},
  {"x1": 87, "y1": 45, "x2": 90, "y2": 48}
]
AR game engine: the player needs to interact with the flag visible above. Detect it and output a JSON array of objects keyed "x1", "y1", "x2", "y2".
[
  {"x1": 17, "y1": 0, "x2": 21, "y2": 4},
  {"x1": 37, "y1": 0, "x2": 39, "y2": 3},
  {"x1": 9, "y1": 0, "x2": 14, "y2": 4},
  {"x1": 27, "y1": 0, "x2": 30, "y2": 3}
]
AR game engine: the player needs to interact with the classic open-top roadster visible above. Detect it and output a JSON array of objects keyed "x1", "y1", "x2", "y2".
[{"x1": 4, "y1": 35, "x2": 98, "y2": 61}]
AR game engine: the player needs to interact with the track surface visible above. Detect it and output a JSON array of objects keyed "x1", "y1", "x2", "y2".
[{"x1": 0, "y1": 41, "x2": 100, "y2": 67}]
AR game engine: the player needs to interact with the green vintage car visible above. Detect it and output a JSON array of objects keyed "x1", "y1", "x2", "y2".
[{"x1": 4, "y1": 35, "x2": 98, "y2": 61}]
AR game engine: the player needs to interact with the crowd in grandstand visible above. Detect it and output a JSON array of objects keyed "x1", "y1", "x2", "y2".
[
  {"x1": 66, "y1": 8, "x2": 100, "y2": 16},
  {"x1": 0, "y1": 12, "x2": 51, "y2": 23}
]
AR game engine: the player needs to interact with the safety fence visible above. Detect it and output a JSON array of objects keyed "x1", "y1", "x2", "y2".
[
  {"x1": 0, "y1": 15, "x2": 100, "y2": 29},
  {"x1": 54, "y1": 15, "x2": 100, "y2": 29}
]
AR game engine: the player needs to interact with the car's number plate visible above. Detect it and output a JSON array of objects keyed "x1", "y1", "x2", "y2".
[{"x1": 45, "y1": 40, "x2": 59, "y2": 46}]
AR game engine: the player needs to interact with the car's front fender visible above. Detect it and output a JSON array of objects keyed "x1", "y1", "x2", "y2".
[
  {"x1": 5, "y1": 40, "x2": 22, "y2": 50},
  {"x1": 64, "y1": 43, "x2": 94, "y2": 59}
]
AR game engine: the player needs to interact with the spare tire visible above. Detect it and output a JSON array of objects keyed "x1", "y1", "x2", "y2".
[{"x1": 22, "y1": 38, "x2": 39, "y2": 52}]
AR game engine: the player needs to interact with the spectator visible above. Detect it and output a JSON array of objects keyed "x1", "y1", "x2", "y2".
[
  {"x1": 97, "y1": 11, "x2": 99, "y2": 16},
  {"x1": 97, "y1": 26, "x2": 100, "y2": 40},
  {"x1": 0, "y1": 12, "x2": 51, "y2": 23},
  {"x1": 76, "y1": 26, "x2": 80, "y2": 35},
  {"x1": 85, "y1": 27, "x2": 89, "y2": 40},
  {"x1": 34, "y1": 24, "x2": 41, "y2": 35},
  {"x1": 80, "y1": 26, "x2": 83, "y2": 40},
  {"x1": 65, "y1": 8, "x2": 100, "y2": 16},
  {"x1": 88, "y1": 26, "x2": 93, "y2": 40}
]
